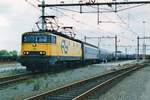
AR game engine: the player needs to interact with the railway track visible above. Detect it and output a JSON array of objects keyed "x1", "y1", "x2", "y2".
[
  {"x1": 25, "y1": 64, "x2": 144, "y2": 100},
  {"x1": 0, "y1": 72, "x2": 38, "y2": 87}
]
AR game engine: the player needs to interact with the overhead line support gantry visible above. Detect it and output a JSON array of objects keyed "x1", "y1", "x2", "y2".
[
  {"x1": 39, "y1": 1, "x2": 150, "y2": 7},
  {"x1": 38, "y1": 1, "x2": 150, "y2": 25}
]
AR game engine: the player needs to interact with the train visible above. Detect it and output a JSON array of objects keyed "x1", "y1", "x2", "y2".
[{"x1": 19, "y1": 30, "x2": 135, "y2": 72}]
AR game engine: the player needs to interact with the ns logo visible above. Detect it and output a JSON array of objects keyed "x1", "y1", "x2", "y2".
[{"x1": 61, "y1": 40, "x2": 69, "y2": 54}]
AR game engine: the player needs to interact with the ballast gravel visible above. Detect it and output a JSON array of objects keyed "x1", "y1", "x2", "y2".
[{"x1": 0, "y1": 60, "x2": 135, "y2": 100}]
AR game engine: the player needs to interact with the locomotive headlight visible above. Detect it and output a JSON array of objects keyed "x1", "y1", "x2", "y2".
[
  {"x1": 23, "y1": 51, "x2": 29, "y2": 55},
  {"x1": 42, "y1": 51, "x2": 46, "y2": 55},
  {"x1": 40, "y1": 51, "x2": 43, "y2": 55},
  {"x1": 26, "y1": 51, "x2": 29, "y2": 55},
  {"x1": 40, "y1": 51, "x2": 46, "y2": 55},
  {"x1": 23, "y1": 51, "x2": 26, "y2": 55}
]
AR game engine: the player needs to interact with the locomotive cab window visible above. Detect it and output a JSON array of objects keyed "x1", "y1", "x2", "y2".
[
  {"x1": 49, "y1": 35, "x2": 56, "y2": 44},
  {"x1": 23, "y1": 35, "x2": 34, "y2": 43},
  {"x1": 36, "y1": 36, "x2": 47, "y2": 42},
  {"x1": 22, "y1": 34, "x2": 48, "y2": 43}
]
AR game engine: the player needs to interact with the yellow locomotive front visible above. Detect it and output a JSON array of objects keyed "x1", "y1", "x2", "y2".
[
  {"x1": 20, "y1": 31, "x2": 82, "y2": 71},
  {"x1": 21, "y1": 33, "x2": 49, "y2": 56},
  {"x1": 20, "y1": 32, "x2": 56, "y2": 71}
]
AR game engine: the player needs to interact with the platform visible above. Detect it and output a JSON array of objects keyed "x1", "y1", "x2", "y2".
[{"x1": 97, "y1": 62, "x2": 150, "y2": 100}]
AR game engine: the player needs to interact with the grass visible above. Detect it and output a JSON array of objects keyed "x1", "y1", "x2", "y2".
[{"x1": 0, "y1": 61, "x2": 18, "y2": 66}]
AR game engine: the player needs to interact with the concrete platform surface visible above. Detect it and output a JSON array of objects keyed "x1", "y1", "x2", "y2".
[{"x1": 95, "y1": 64, "x2": 150, "y2": 100}]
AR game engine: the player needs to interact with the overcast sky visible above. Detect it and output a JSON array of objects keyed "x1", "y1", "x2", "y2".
[{"x1": 0, "y1": 0, "x2": 150, "y2": 54}]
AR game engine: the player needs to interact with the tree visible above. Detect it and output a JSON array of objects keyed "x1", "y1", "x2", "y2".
[
  {"x1": 9, "y1": 50, "x2": 18, "y2": 57},
  {"x1": 0, "y1": 50, "x2": 10, "y2": 56},
  {"x1": 0, "y1": 50, "x2": 18, "y2": 56}
]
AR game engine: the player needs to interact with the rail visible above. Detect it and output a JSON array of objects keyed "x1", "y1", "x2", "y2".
[
  {"x1": 25, "y1": 63, "x2": 144, "y2": 100},
  {"x1": 0, "y1": 72, "x2": 38, "y2": 87}
]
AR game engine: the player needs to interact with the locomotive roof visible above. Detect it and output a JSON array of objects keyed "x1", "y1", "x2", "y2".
[
  {"x1": 23, "y1": 30, "x2": 81, "y2": 42},
  {"x1": 23, "y1": 30, "x2": 99, "y2": 49}
]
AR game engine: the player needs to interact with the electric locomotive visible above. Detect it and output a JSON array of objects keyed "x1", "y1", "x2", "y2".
[{"x1": 20, "y1": 31, "x2": 85, "y2": 71}]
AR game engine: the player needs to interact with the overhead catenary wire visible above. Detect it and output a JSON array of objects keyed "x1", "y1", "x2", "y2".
[
  {"x1": 87, "y1": 4, "x2": 141, "y2": 37},
  {"x1": 25, "y1": 0, "x2": 136, "y2": 40},
  {"x1": 117, "y1": 4, "x2": 145, "y2": 12},
  {"x1": 114, "y1": 12, "x2": 138, "y2": 35},
  {"x1": 90, "y1": 4, "x2": 139, "y2": 36},
  {"x1": 54, "y1": 8, "x2": 137, "y2": 51},
  {"x1": 24, "y1": 0, "x2": 137, "y2": 53},
  {"x1": 25, "y1": 0, "x2": 39, "y2": 9},
  {"x1": 102, "y1": 4, "x2": 139, "y2": 36},
  {"x1": 25, "y1": 0, "x2": 136, "y2": 46},
  {"x1": 51, "y1": 7, "x2": 135, "y2": 41},
  {"x1": 74, "y1": 4, "x2": 138, "y2": 42}
]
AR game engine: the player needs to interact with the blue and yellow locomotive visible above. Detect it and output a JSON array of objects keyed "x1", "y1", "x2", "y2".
[{"x1": 20, "y1": 30, "x2": 101, "y2": 71}]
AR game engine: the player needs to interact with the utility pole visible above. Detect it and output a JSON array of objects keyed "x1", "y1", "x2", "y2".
[
  {"x1": 98, "y1": 37, "x2": 101, "y2": 59},
  {"x1": 98, "y1": 37, "x2": 100, "y2": 49},
  {"x1": 142, "y1": 21, "x2": 146, "y2": 60},
  {"x1": 84, "y1": 36, "x2": 86, "y2": 42},
  {"x1": 115, "y1": 35, "x2": 117, "y2": 61},
  {"x1": 41, "y1": 0, "x2": 45, "y2": 30},
  {"x1": 97, "y1": 5, "x2": 100, "y2": 24},
  {"x1": 125, "y1": 48, "x2": 127, "y2": 56},
  {"x1": 137, "y1": 36, "x2": 139, "y2": 61}
]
